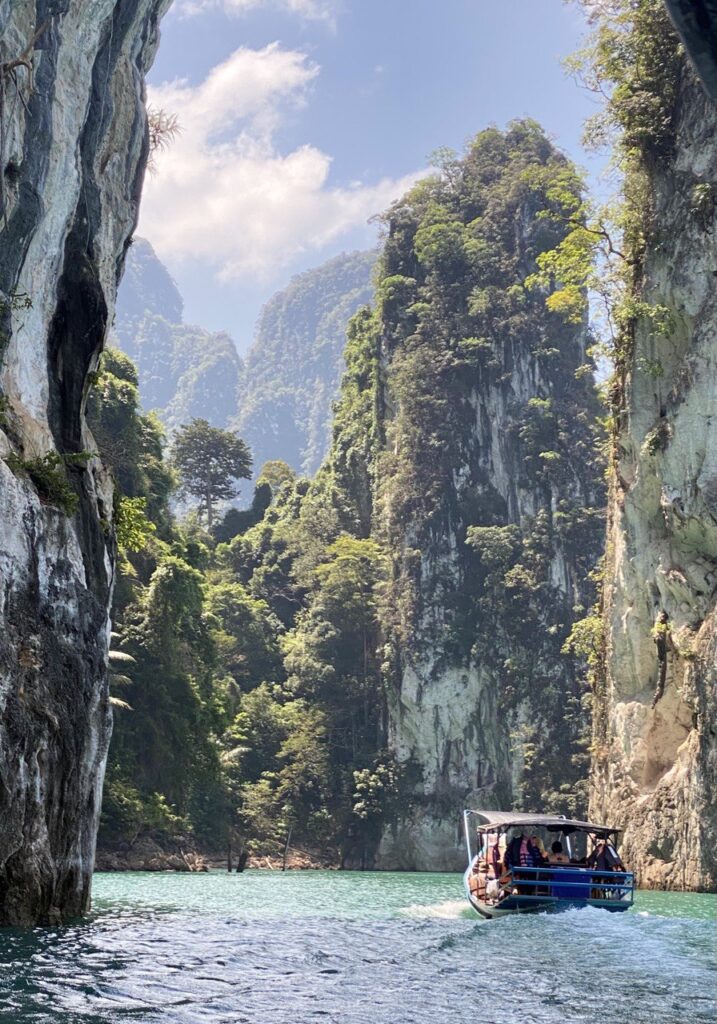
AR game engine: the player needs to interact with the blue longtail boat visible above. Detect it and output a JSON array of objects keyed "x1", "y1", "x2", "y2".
[{"x1": 463, "y1": 810, "x2": 635, "y2": 919}]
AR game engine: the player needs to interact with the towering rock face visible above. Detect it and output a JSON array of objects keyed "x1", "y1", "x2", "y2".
[
  {"x1": 591, "y1": 14, "x2": 717, "y2": 891},
  {"x1": 114, "y1": 238, "x2": 243, "y2": 431},
  {"x1": 329, "y1": 124, "x2": 604, "y2": 870},
  {"x1": 0, "y1": 0, "x2": 168, "y2": 924},
  {"x1": 664, "y1": 0, "x2": 717, "y2": 100}
]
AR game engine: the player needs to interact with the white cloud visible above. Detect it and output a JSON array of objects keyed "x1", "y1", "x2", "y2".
[
  {"x1": 139, "y1": 45, "x2": 422, "y2": 282},
  {"x1": 175, "y1": 0, "x2": 338, "y2": 25}
]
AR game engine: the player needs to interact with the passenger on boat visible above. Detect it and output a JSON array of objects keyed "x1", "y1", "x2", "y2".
[
  {"x1": 548, "y1": 840, "x2": 570, "y2": 865},
  {"x1": 469, "y1": 851, "x2": 505, "y2": 905},
  {"x1": 486, "y1": 835, "x2": 502, "y2": 879},
  {"x1": 586, "y1": 837, "x2": 625, "y2": 898},
  {"x1": 587, "y1": 838, "x2": 624, "y2": 873},
  {"x1": 468, "y1": 856, "x2": 488, "y2": 899},
  {"x1": 504, "y1": 831, "x2": 543, "y2": 894},
  {"x1": 504, "y1": 832, "x2": 543, "y2": 869},
  {"x1": 530, "y1": 835, "x2": 549, "y2": 864}
]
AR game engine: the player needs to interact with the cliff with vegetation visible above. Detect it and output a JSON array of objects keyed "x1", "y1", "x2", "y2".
[
  {"x1": 94, "y1": 126, "x2": 605, "y2": 873},
  {"x1": 584, "y1": 0, "x2": 717, "y2": 891},
  {"x1": 338, "y1": 125, "x2": 604, "y2": 869},
  {"x1": 114, "y1": 238, "x2": 242, "y2": 431},
  {"x1": 0, "y1": 2, "x2": 168, "y2": 923},
  {"x1": 234, "y1": 251, "x2": 375, "y2": 478}
]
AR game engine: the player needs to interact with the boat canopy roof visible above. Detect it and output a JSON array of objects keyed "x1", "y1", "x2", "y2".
[{"x1": 467, "y1": 810, "x2": 620, "y2": 836}]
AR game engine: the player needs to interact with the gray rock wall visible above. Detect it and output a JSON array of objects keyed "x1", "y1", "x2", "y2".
[
  {"x1": 591, "y1": 65, "x2": 717, "y2": 892},
  {"x1": 0, "y1": 0, "x2": 168, "y2": 925},
  {"x1": 377, "y1": 334, "x2": 600, "y2": 870}
]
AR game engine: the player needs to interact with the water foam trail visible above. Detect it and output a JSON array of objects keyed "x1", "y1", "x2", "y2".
[{"x1": 399, "y1": 899, "x2": 470, "y2": 920}]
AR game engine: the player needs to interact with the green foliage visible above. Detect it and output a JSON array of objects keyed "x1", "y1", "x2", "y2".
[
  {"x1": 206, "y1": 582, "x2": 283, "y2": 690},
  {"x1": 562, "y1": 611, "x2": 604, "y2": 670},
  {"x1": 568, "y1": 0, "x2": 682, "y2": 158},
  {"x1": 561, "y1": 0, "x2": 683, "y2": 377},
  {"x1": 467, "y1": 524, "x2": 521, "y2": 569},
  {"x1": 115, "y1": 495, "x2": 156, "y2": 551},
  {"x1": 101, "y1": 773, "x2": 189, "y2": 842},
  {"x1": 91, "y1": 350, "x2": 231, "y2": 852},
  {"x1": 521, "y1": 162, "x2": 597, "y2": 325},
  {"x1": 3, "y1": 449, "x2": 90, "y2": 515},
  {"x1": 256, "y1": 460, "x2": 296, "y2": 496},
  {"x1": 351, "y1": 758, "x2": 407, "y2": 845},
  {"x1": 97, "y1": 345, "x2": 395, "y2": 860},
  {"x1": 212, "y1": 482, "x2": 272, "y2": 544},
  {"x1": 172, "y1": 418, "x2": 252, "y2": 529},
  {"x1": 87, "y1": 348, "x2": 175, "y2": 525}
]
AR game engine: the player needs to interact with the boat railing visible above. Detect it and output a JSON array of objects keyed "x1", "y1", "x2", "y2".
[{"x1": 499, "y1": 865, "x2": 635, "y2": 904}]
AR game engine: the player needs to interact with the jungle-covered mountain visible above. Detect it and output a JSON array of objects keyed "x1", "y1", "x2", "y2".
[
  {"x1": 3, "y1": 0, "x2": 714, "y2": 932},
  {"x1": 234, "y1": 250, "x2": 376, "y2": 479},
  {"x1": 115, "y1": 242, "x2": 376, "y2": 481},
  {"x1": 114, "y1": 239, "x2": 242, "y2": 431},
  {"x1": 94, "y1": 120, "x2": 604, "y2": 871}
]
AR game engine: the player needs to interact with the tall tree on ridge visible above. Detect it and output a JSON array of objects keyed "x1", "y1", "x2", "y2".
[{"x1": 172, "y1": 418, "x2": 252, "y2": 529}]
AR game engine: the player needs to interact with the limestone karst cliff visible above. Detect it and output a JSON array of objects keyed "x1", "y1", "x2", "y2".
[
  {"x1": 322, "y1": 124, "x2": 605, "y2": 869},
  {"x1": 0, "y1": 0, "x2": 168, "y2": 924},
  {"x1": 589, "y1": 1, "x2": 717, "y2": 891},
  {"x1": 113, "y1": 242, "x2": 374, "y2": 465}
]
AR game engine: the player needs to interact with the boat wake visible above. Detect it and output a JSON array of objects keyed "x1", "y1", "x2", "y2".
[{"x1": 399, "y1": 899, "x2": 471, "y2": 920}]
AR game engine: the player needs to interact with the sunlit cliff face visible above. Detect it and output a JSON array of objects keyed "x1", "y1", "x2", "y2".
[
  {"x1": 592, "y1": 55, "x2": 717, "y2": 892},
  {"x1": 0, "y1": 0, "x2": 169, "y2": 926}
]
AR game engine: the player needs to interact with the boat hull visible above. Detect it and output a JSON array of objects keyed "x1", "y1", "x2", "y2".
[{"x1": 463, "y1": 869, "x2": 633, "y2": 919}]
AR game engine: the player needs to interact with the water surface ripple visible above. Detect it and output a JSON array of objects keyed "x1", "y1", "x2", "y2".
[{"x1": 0, "y1": 871, "x2": 714, "y2": 1023}]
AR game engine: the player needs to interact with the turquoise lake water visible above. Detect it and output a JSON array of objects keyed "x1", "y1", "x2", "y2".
[{"x1": 0, "y1": 871, "x2": 714, "y2": 1023}]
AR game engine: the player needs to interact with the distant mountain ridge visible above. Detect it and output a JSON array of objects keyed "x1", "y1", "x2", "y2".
[
  {"x1": 114, "y1": 241, "x2": 376, "y2": 479},
  {"x1": 234, "y1": 249, "x2": 376, "y2": 477},
  {"x1": 113, "y1": 238, "x2": 243, "y2": 431}
]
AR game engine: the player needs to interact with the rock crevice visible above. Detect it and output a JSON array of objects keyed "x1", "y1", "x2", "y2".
[{"x1": 0, "y1": 0, "x2": 168, "y2": 926}]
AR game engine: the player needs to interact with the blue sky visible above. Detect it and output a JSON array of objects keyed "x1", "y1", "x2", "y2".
[{"x1": 138, "y1": 0, "x2": 604, "y2": 352}]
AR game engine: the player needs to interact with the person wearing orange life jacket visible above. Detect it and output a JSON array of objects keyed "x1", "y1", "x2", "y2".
[
  {"x1": 504, "y1": 832, "x2": 545, "y2": 869},
  {"x1": 504, "y1": 830, "x2": 546, "y2": 896}
]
